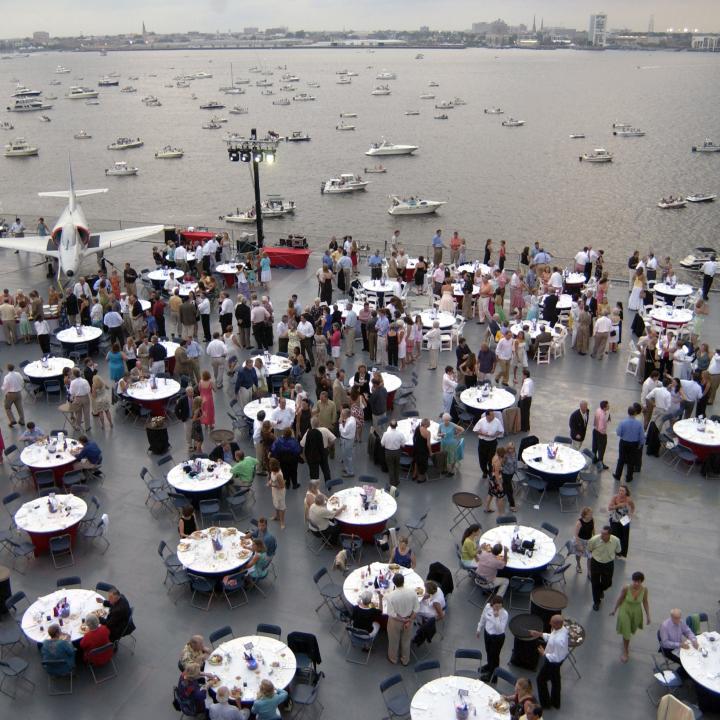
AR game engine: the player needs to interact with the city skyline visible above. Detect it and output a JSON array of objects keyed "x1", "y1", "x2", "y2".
[{"x1": 3, "y1": 0, "x2": 720, "y2": 38}]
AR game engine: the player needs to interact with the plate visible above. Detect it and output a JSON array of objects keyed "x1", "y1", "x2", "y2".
[
  {"x1": 208, "y1": 655, "x2": 223, "y2": 666},
  {"x1": 415, "y1": 587, "x2": 425, "y2": 596},
  {"x1": 388, "y1": 563, "x2": 400, "y2": 572},
  {"x1": 178, "y1": 542, "x2": 191, "y2": 551}
]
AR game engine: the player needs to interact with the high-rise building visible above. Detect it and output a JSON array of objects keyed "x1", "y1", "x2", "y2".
[
  {"x1": 589, "y1": 13, "x2": 607, "y2": 46},
  {"x1": 33, "y1": 31, "x2": 50, "y2": 45}
]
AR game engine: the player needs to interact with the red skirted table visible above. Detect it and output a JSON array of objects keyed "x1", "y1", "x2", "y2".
[
  {"x1": 673, "y1": 419, "x2": 720, "y2": 462},
  {"x1": 263, "y1": 247, "x2": 312, "y2": 269},
  {"x1": 125, "y1": 378, "x2": 181, "y2": 417},
  {"x1": 181, "y1": 230, "x2": 215, "y2": 249},
  {"x1": 328, "y1": 487, "x2": 397, "y2": 542},
  {"x1": 14, "y1": 494, "x2": 87, "y2": 555}
]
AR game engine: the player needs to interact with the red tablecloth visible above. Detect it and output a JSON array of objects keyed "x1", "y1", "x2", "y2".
[
  {"x1": 263, "y1": 247, "x2": 311, "y2": 269},
  {"x1": 181, "y1": 230, "x2": 215, "y2": 248},
  {"x1": 678, "y1": 438, "x2": 719, "y2": 463},
  {"x1": 27, "y1": 524, "x2": 81, "y2": 556}
]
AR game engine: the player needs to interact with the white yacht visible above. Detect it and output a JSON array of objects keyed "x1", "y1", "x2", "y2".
[
  {"x1": 279, "y1": 85, "x2": 295, "y2": 92},
  {"x1": 4, "y1": 137, "x2": 39, "y2": 157},
  {"x1": 73, "y1": 130, "x2": 92, "y2": 139},
  {"x1": 192, "y1": 72, "x2": 213, "y2": 80},
  {"x1": 6, "y1": 98, "x2": 52, "y2": 112},
  {"x1": 569, "y1": 133, "x2": 586, "y2": 139},
  {"x1": 229, "y1": 106, "x2": 248, "y2": 115},
  {"x1": 366, "y1": 139, "x2": 418, "y2": 156},
  {"x1": 98, "y1": 76, "x2": 119, "y2": 87},
  {"x1": 613, "y1": 127, "x2": 645, "y2": 137},
  {"x1": 404, "y1": 110, "x2": 420, "y2": 116},
  {"x1": 143, "y1": 96, "x2": 162, "y2": 107},
  {"x1": 376, "y1": 70, "x2": 396, "y2": 80},
  {"x1": 435, "y1": 100, "x2": 454, "y2": 110},
  {"x1": 209, "y1": 115, "x2": 228, "y2": 123},
  {"x1": 658, "y1": 198, "x2": 686, "y2": 209},
  {"x1": 199, "y1": 100, "x2": 225, "y2": 110},
  {"x1": 292, "y1": 93, "x2": 316, "y2": 101},
  {"x1": 321, "y1": 174, "x2": 369, "y2": 194},
  {"x1": 434, "y1": 114, "x2": 449, "y2": 120},
  {"x1": 281, "y1": 74, "x2": 300, "y2": 82},
  {"x1": 12, "y1": 85, "x2": 42, "y2": 97},
  {"x1": 419, "y1": 93, "x2": 435, "y2": 100},
  {"x1": 286, "y1": 131, "x2": 311, "y2": 142},
  {"x1": 336, "y1": 122, "x2": 355, "y2": 131},
  {"x1": 55, "y1": 65, "x2": 71, "y2": 74},
  {"x1": 202, "y1": 121, "x2": 223, "y2": 130},
  {"x1": 337, "y1": 76, "x2": 352, "y2": 85},
  {"x1": 273, "y1": 99, "x2": 290, "y2": 106},
  {"x1": 692, "y1": 139, "x2": 720, "y2": 153},
  {"x1": 121, "y1": 86, "x2": 137, "y2": 93},
  {"x1": 371, "y1": 85, "x2": 391, "y2": 96},
  {"x1": 221, "y1": 196, "x2": 295, "y2": 223},
  {"x1": 0, "y1": 121, "x2": 14, "y2": 131},
  {"x1": 105, "y1": 161, "x2": 138, "y2": 176},
  {"x1": 307, "y1": 81, "x2": 321, "y2": 88},
  {"x1": 340, "y1": 112, "x2": 357, "y2": 118},
  {"x1": 484, "y1": 107, "x2": 504, "y2": 114},
  {"x1": 256, "y1": 79, "x2": 273, "y2": 87},
  {"x1": 579, "y1": 148, "x2": 613, "y2": 163},
  {"x1": 107, "y1": 137, "x2": 144, "y2": 150},
  {"x1": 364, "y1": 165, "x2": 387, "y2": 174},
  {"x1": 502, "y1": 118, "x2": 525, "y2": 127},
  {"x1": 155, "y1": 146, "x2": 184, "y2": 159},
  {"x1": 66, "y1": 86, "x2": 99, "y2": 99},
  {"x1": 686, "y1": 193, "x2": 717, "y2": 203},
  {"x1": 387, "y1": 195, "x2": 446, "y2": 215},
  {"x1": 612, "y1": 122, "x2": 632, "y2": 129},
  {"x1": 49, "y1": 80, "x2": 61, "y2": 86}
]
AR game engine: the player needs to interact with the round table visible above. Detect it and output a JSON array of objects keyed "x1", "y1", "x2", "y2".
[
  {"x1": 450, "y1": 492, "x2": 484, "y2": 532},
  {"x1": 21, "y1": 437, "x2": 82, "y2": 484},
  {"x1": 510, "y1": 322, "x2": 562, "y2": 341},
  {"x1": 563, "y1": 273, "x2": 586, "y2": 299},
  {"x1": 401, "y1": 258, "x2": 420, "y2": 282},
  {"x1": 177, "y1": 528, "x2": 254, "y2": 577},
  {"x1": 56, "y1": 326, "x2": 103, "y2": 350},
  {"x1": 410, "y1": 676, "x2": 506, "y2": 720},
  {"x1": 654, "y1": 283, "x2": 693, "y2": 303},
  {"x1": 243, "y1": 397, "x2": 296, "y2": 421},
  {"x1": 649, "y1": 307, "x2": 693, "y2": 330},
  {"x1": 167, "y1": 458, "x2": 233, "y2": 497},
  {"x1": 178, "y1": 282, "x2": 200, "y2": 297},
  {"x1": 363, "y1": 279, "x2": 401, "y2": 306},
  {"x1": 343, "y1": 562, "x2": 424, "y2": 606},
  {"x1": 509, "y1": 614, "x2": 544, "y2": 671},
  {"x1": 457, "y1": 263, "x2": 492, "y2": 277},
  {"x1": 126, "y1": 378, "x2": 181, "y2": 416},
  {"x1": 349, "y1": 372, "x2": 401, "y2": 411},
  {"x1": 395, "y1": 418, "x2": 440, "y2": 450},
  {"x1": 540, "y1": 293, "x2": 573, "y2": 311},
  {"x1": 215, "y1": 262, "x2": 241, "y2": 288},
  {"x1": 120, "y1": 297, "x2": 151, "y2": 314},
  {"x1": 521, "y1": 443, "x2": 585, "y2": 488},
  {"x1": 673, "y1": 419, "x2": 720, "y2": 462},
  {"x1": 451, "y1": 282, "x2": 480, "y2": 300},
  {"x1": 329, "y1": 487, "x2": 397, "y2": 541},
  {"x1": 160, "y1": 340, "x2": 180, "y2": 356},
  {"x1": 205, "y1": 636, "x2": 296, "y2": 706},
  {"x1": 681, "y1": 631, "x2": 720, "y2": 713},
  {"x1": 251, "y1": 354, "x2": 292, "y2": 376},
  {"x1": 23, "y1": 357, "x2": 75, "y2": 386},
  {"x1": 147, "y1": 268, "x2": 185, "y2": 288},
  {"x1": 530, "y1": 587, "x2": 568, "y2": 630},
  {"x1": 14, "y1": 494, "x2": 87, "y2": 555},
  {"x1": 480, "y1": 525, "x2": 557, "y2": 573},
  {"x1": 420, "y1": 310, "x2": 455, "y2": 329},
  {"x1": 167, "y1": 251, "x2": 197, "y2": 263},
  {"x1": 460, "y1": 387, "x2": 515, "y2": 413},
  {"x1": 21, "y1": 588, "x2": 106, "y2": 643}
]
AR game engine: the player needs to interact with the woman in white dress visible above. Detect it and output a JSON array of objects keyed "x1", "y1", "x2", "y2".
[
  {"x1": 397, "y1": 319, "x2": 408, "y2": 369},
  {"x1": 438, "y1": 279, "x2": 456, "y2": 313},
  {"x1": 253, "y1": 357, "x2": 268, "y2": 397},
  {"x1": 511, "y1": 331, "x2": 529, "y2": 384},
  {"x1": 411, "y1": 315, "x2": 424, "y2": 361},
  {"x1": 628, "y1": 268, "x2": 646, "y2": 312}
]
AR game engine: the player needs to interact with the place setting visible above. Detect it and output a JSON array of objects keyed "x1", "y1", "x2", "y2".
[{"x1": 177, "y1": 527, "x2": 254, "y2": 575}]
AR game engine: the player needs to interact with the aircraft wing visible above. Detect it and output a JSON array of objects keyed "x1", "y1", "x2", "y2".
[
  {"x1": 83, "y1": 224, "x2": 165, "y2": 253},
  {"x1": 0, "y1": 235, "x2": 58, "y2": 257}
]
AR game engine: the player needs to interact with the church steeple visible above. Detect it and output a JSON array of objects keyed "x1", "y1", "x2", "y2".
[
  {"x1": 540, "y1": 17, "x2": 544, "y2": 32},
  {"x1": 532, "y1": 15, "x2": 536, "y2": 33}
]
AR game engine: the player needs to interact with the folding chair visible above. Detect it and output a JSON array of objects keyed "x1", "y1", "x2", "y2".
[
  {"x1": 209, "y1": 625, "x2": 234, "y2": 647},
  {"x1": 345, "y1": 625, "x2": 377, "y2": 664},
  {"x1": 86, "y1": 644, "x2": 118, "y2": 684},
  {"x1": 379, "y1": 674, "x2": 411, "y2": 720},
  {"x1": 454, "y1": 648, "x2": 483, "y2": 679},
  {"x1": 49, "y1": 534, "x2": 74, "y2": 569},
  {"x1": 313, "y1": 567, "x2": 342, "y2": 615}
]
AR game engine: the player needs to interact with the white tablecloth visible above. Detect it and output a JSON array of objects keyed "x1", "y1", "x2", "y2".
[
  {"x1": 243, "y1": 397, "x2": 296, "y2": 421},
  {"x1": 206, "y1": 636, "x2": 296, "y2": 701},
  {"x1": 460, "y1": 387, "x2": 515, "y2": 412},
  {"x1": 510, "y1": 322, "x2": 562, "y2": 341},
  {"x1": 24, "y1": 357, "x2": 75, "y2": 380},
  {"x1": 673, "y1": 419, "x2": 720, "y2": 447},
  {"x1": 22, "y1": 589, "x2": 106, "y2": 643},
  {"x1": 343, "y1": 562, "x2": 424, "y2": 606},
  {"x1": 655, "y1": 283, "x2": 693, "y2": 298},
  {"x1": 349, "y1": 371, "x2": 401, "y2": 394},
  {"x1": 411, "y1": 676, "x2": 507, "y2": 720},
  {"x1": 126, "y1": 378, "x2": 181, "y2": 401},
  {"x1": 56, "y1": 326, "x2": 103, "y2": 344},
  {"x1": 177, "y1": 528, "x2": 253, "y2": 574},
  {"x1": 21, "y1": 438, "x2": 81, "y2": 470},
  {"x1": 147, "y1": 268, "x2": 185, "y2": 282},
  {"x1": 451, "y1": 283, "x2": 480, "y2": 296},
  {"x1": 395, "y1": 418, "x2": 440, "y2": 447},
  {"x1": 330, "y1": 487, "x2": 397, "y2": 526},
  {"x1": 564, "y1": 273, "x2": 586, "y2": 285},
  {"x1": 540, "y1": 293, "x2": 573, "y2": 311},
  {"x1": 169, "y1": 251, "x2": 197, "y2": 263},
  {"x1": 15, "y1": 494, "x2": 87, "y2": 534},
  {"x1": 160, "y1": 341, "x2": 180, "y2": 356},
  {"x1": 215, "y1": 263, "x2": 240, "y2": 274},
  {"x1": 457, "y1": 263, "x2": 492, "y2": 277},
  {"x1": 341, "y1": 302, "x2": 366, "y2": 320},
  {"x1": 167, "y1": 459, "x2": 233, "y2": 493},
  {"x1": 681, "y1": 632, "x2": 720, "y2": 694},
  {"x1": 251, "y1": 354, "x2": 292, "y2": 376},
  {"x1": 480, "y1": 525, "x2": 557, "y2": 571},
  {"x1": 420, "y1": 310, "x2": 455, "y2": 329},
  {"x1": 363, "y1": 279, "x2": 401, "y2": 296},
  {"x1": 649, "y1": 307, "x2": 693, "y2": 328},
  {"x1": 522, "y1": 443, "x2": 586, "y2": 475},
  {"x1": 178, "y1": 282, "x2": 199, "y2": 297}
]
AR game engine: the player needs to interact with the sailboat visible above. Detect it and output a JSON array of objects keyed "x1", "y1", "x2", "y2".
[{"x1": 220, "y1": 64, "x2": 245, "y2": 95}]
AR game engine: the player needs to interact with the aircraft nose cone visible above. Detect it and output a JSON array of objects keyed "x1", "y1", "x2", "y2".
[{"x1": 65, "y1": 269, "x2": 74, "y2": 277}]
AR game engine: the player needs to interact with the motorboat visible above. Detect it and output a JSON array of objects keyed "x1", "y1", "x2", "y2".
[
  {"x1": 280, "y1": 85, "x2": 295, "y2": 92},
  {"x1": 453, "y1": 98, "x2": 467, "y2": 106},
  {"x1": 692, "y1": 139, "x2": 720, "y2": 153},
  {"x1": 366, "y1": 139, "x2": 418, "y2": 156},
  {"x1": 484, "y1": 107, "x2": 504, "y2": 114},
  {"x1": 337, "y1": 76, "x2": 352, "y2": 85},
  {"x1": 202, "y1": 121, "x2": 223, "y2": 129},
  {"x1": 502, "y1": 118, "x2": 525, "y2": 127},
  {"x1": 280, "y1": 74, "x2": 300, "y2": 82},
  {"x1": 49, "y1": 80, "x2": 61, "y2": 86},
  {"x1": 192, "y1": 72, "x2": 213, "y2": 79},
  {"x1": 256, "y1": 79, "x2": 273, "y2": 87},
  {"x1": 612, "y1": 122, "x2": 632, "y2": 129},
  {"x1": 221, "y1": 196, "x2": 295, "y2": 223},
  {"x1": 155, "y1": 146, "x2": 184, "y2": 159},
  {"x1": 340, "y1": 112, "x2": 357, "y2": 118},
  {"x1": 56, "y1": 65, "x2": 71, "y2": 74},
  {"x1": 45, "y1": 94, "x2": 58, "y2": 100},
  {"x1": 199, "y1": 100, "x2": 225, "y2": 110},
  {"x1": 273, "y1": 99, "x2": 290, "y2": 106},
  {"x1": 107, "y1": 137, "x2": 144, "y2": 150},
  {"x1": 0, "y1": 121, "x2": 14, "y2": 130},
  {"x1": 286, "y1": 131, "x2": 311, "y2": 142},
  {"x1": 121, "y1": 86, "x2": 137, "y2": 93},
  {"x1": 657, "y1": 196, "x2": 686, "y2": 209},
  {"x1": 387, "y1": 195, "x2": 446, "y2": 215},
  {"x1": 128, "y1": 76, "x2": 140, "y2": 81},
  {"x1": 39, "y1": 114, "x2": 51, "y2": 122},
  {"x1": 142, "y1": 96, "x2": 162, "y2": 106},
  {"x1": 680, "y1": 247, "x2": 717, "y2": 270},
  {"x1": 105, "y1": 161, "x2": 138, "y2": 176},
  {"x1": 65, "y1": 86, "x2": 99, "y2": 99},
  {"x1": 292, "y1": 93, "x2": 316, "y2": 101},
  {"x1": 434, "y1": 114, "x2": 449, "y2": 120},
  {"x1": 419, "y1": 93, "x2": 435, "y2": 100},
  {"x1": 364, "y1": 165, "x2": 387, "y2": 174},
  {"x1": 336, "y1": 122, "x2": 355, "y2": 131},
  {"x1": 321, "y1": 174, "x2": 369, "y2": 194},
  {"x1": 234, "y1": 78, "x2": 250, "y2": 85},
  {"x1": 209, "y1": 115, "x2": 228, "y2": 123},
  {"x1": 371, "y1": 85, "x2": 391, "y2": 96},
  {"x1": 85, "y1": 100, "x2": 100, "y2": 106},
  {"x1": 229, "y1": 106, "x2": 248, "y2": 115},
  {"x1": 404, "y1": 110, "x2": 420, "y2": 116},
  {"x1": 579, "y1": 148, "x2": 613, "y2": 163},
  {"x1": 376, "y1": 70, "x2": 396, "y2": 80},
  {"x1": 73, "y1": 130, "x2": 92, "y2": 139},
  {"x1": 4, "y1": 137, "x2": 38, "y2": 157},
  {"x1": 569, "y1": 133, "x2": 586, "y2": 139},
  {"x1": 6, "y1": 98, "x2": 52, "y2": 112},
  {"x1": 428, "y1": 81, "x2": 439, "y2": 87},
  {"x1": 613, "y1": 127, "x2": 645, "y2": 137},
  {"x1": 12, "y1": 85, "x2": 42, "y2": 97},
  {"x1": 435, "y1": 100, "x2": 454, "y2": 110},
  {"x1": 307, "y1": 81, "x2": 321, "y2": 88},
  {"x1": 98, "y1": 76, "x2": 119, "y2": 87},
  {"x1": 222, "y1": 86, "x2": 245, "y2": 95},
  {"x1": 108, "y1": 72, "x2": 121, "y2": 78},
  {"x1": 261, "y1": 90, "x2": 274, "y2": 96},
  {"x1": 686, "y1": 193, "x2": 717, "y2": 203}
]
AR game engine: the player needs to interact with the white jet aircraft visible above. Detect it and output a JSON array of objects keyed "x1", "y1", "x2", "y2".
[{"x1": 0, "y1": 173, "x2": 163, "y2": 280}]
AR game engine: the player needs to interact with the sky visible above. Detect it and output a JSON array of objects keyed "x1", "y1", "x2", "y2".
[{"x1": 4, "y1": 0, "x2": 720, "y2": 37}]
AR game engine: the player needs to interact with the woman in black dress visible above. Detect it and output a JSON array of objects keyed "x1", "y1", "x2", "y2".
[
  {"x1": 387, "y1": 322, "x2": 399, "y2": 367},
  {"x1": 412, "y1": 419, "x2": 432, "y2": 483},
  {"x1": 319, "y1": 267, "x2": 333, "y2": 305},
  {"x1": 413, "y1": 256, "x2": 427, "y2": 295},
  {"x1": 483, "y1": 239, "x2": 493, "y2": 266}
]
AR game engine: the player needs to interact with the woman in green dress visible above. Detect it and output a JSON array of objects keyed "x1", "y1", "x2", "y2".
[
  {"x1": 610, "y1": 571, "x2": 651, "y2": 663},
  {"x1": 438, "y1": 413, "x2": 463, "y2": 475}
]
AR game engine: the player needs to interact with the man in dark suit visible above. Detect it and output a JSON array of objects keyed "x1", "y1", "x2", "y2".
[
  {"x1": 542, "y1": 293, "x2": 559, "y2": 326},
  {"x1": 98, "y1": 587, "x2": 135, "y2": 643},
  {"x1": 569, "y1": 401, "x2": 590, "y2": 449},
  {"x1": 209, "y1": 439, "x2": 240, "y2": 464}
]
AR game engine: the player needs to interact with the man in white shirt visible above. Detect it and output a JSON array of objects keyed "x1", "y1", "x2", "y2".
[
  {"x1": 518, "y1": 369, "x2": 534, "y2": 432},
  {"x1": 219, "y1": 293, "x2": 234, "y2": 335},
  {"x1": 103, "y1": 307, "x2": 125, "y2": 345},
  {"x1": 174, "y1": 244, "x2": 188, "y2": 270},
  {"x1": 73, "y1": 277, "x2": 92, "y2": 299},
  {"x1": 381, "y1": 420, "x2": 406, "y2": 486},
  {"x1": 206, "y1": 332, "x2": 227, "y2": 387},
  {"x1": 494, "y1": 331, "x2": 513, "y2": 385},
  {"x1": 337, "y1": 408, "x2": 356, "y2": 476},
  {"x1": 640, "y1": 370, "x2": 661, "y2": 429},
  {"x1": 708, "y1": 349, "x2": 720, "y2": 405},
  {"x1": 574, "y1": 248, "x2": 588, "y2": 273},
  {"x1": 163, "y1": 274, "x2": 179, "y2": 293},
  {"x1": 68, "y1": 368, "x2": 92, "y2": 431},
  {"x1": 476, "y1": 595, "x2": 509, "y2": 681},
  {"x1": 680, "y1": 376, "x2": 704, "y2": 418},
  {"x1": 253, "y1": 410, "x2": 267, "y2": 475},
  {"x1": 270, "y1": 398, "x2": 295, "y2": 432},
  {"x1": 343, "y1": 303, "x2": 358, "y2": 357},
  {"x1": 2, "y1": 363, "x2": 25, "y2": 426},
  {"x1": 197, "y1": 294, "x2": 211, "y2": 343},
  {"x1": 384, "y1": 573, "x2": 420, "y2": 666},
  {"x1": 10, "y1": 217, "x2": 25, "y2": 237},
  {"x1": 701, "y1": 257, "x2": 716, "y2": 300},
  {"x1": 529, "y1": 615, "x2": 569, "y2": 710},
  {"x1": 276, "y1": 315, "x2": 289, "y2": 354},
  {"x1": 297, "y1": 316, "x2": 315, "y2": 368},
  {"x1": 250, "y1": 301, "x2": 269, "y2": 351},
  {"x1": 425, "y1": 321, "x2": 442, "y2": 370},
  {"x1": 442, "y1": 367, "x2": 458, "y2": 414},
  {"x1": 473, "y1": 409, "x2": 504, "y2": 478},
  {"x1": 646, "y1": 379, "x2": 672, "y2": 429},
  {"x1": 591, "y1": 311, "x2": 613, "y2": 359}
]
